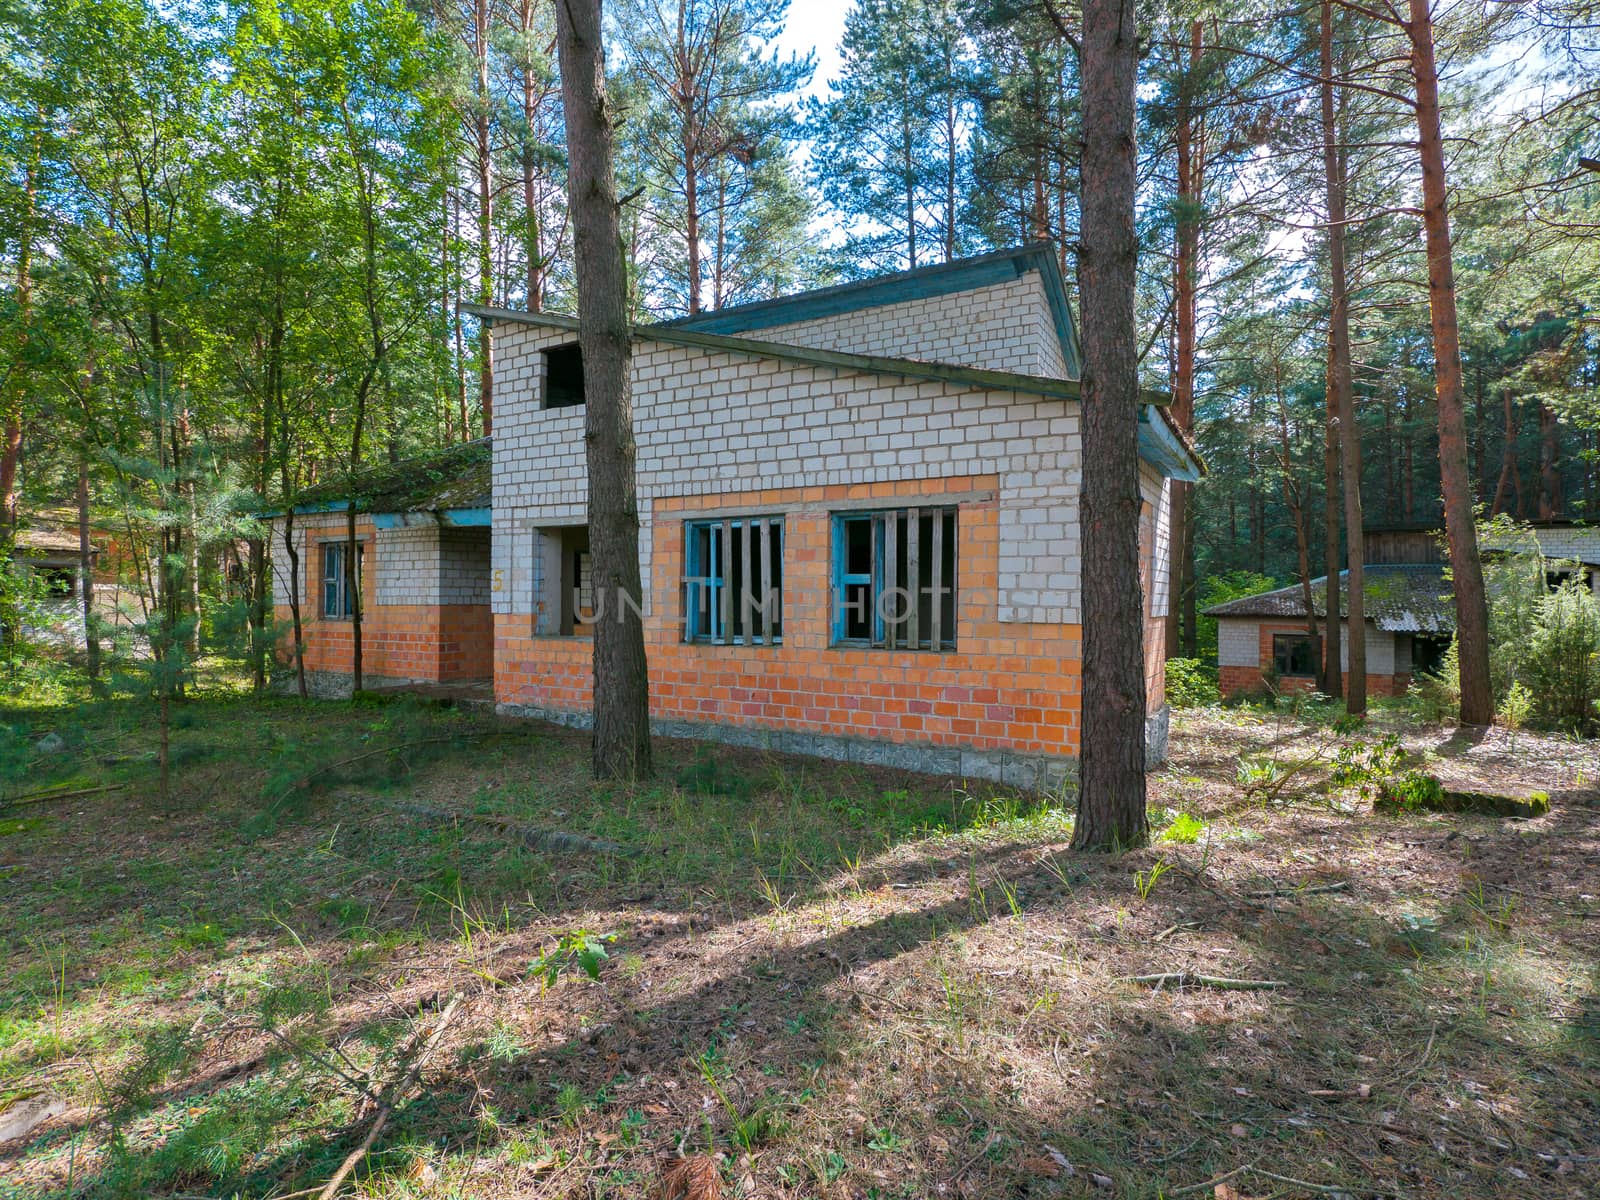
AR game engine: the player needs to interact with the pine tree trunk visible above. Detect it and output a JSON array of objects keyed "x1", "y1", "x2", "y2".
[
  {"x1": 556, "y1": 0, "x2": 654, "y2": 781},
  {"x1": 1281, "y1": 419, "x2": 1323, "y2": 684},
  {"x1": 1, "y1": 131, "x2": 37, "y2": 542},
  {"x1": 78, "y1": 454, "x2": 100, "y2": 683},
  {"x1": 282, "y1": 511, "x2": 308, "y2": 699},
  {"x1": 1538, "y1": 403, "x2": 1562, "y2": 518},
  {"x1": 1407, "y1": 0, "x2": 1493, "y2": 726},
  {"x1": 1072, "y1": 0, "x2": 1147, "y2": 852},
  {"x1": 1322, "y1": 0, "x2": 1364, "y2": 712},
  {"x1": 476, "y1": 0, "x2": 494, "y2": 435},
  {"x1": 1321, "y1": 394, "x2": 1342, "y2": 698},
  {"x1": 521, "y1": 0, "x2": 544, "y2": 313},
  {"x1": 1165, "y1": 22, "x2": 1201, "y2": 662}
]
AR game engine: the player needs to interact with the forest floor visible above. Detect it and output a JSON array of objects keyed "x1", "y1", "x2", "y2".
[{"x1": 1, "y1": 689, "x2": 1597, "y2": 1199}]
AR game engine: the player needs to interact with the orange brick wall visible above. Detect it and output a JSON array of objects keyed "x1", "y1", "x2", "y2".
[
  {"x1": 495, "y1": 476, "x2": 1164, "y2": 760},
  {"x1": 273, "y1": 521, "x2": 493, "y2": 684}
]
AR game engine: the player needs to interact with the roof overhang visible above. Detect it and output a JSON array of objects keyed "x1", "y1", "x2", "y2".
[
  {"x1": 372, "y1": 507, "x2": 491, "y2": 529},
  {"x1": 652, "y1": 243, "x2": 1083, "y2": 377}
]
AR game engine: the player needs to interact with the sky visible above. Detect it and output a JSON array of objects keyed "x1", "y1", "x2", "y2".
[{"x1": 772, "y1": 0, "x2": 852, "y2": 98}]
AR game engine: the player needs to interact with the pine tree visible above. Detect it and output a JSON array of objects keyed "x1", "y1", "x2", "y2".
[{"x1": 614, "y1": 0, "x2": 811, "y2": 314}]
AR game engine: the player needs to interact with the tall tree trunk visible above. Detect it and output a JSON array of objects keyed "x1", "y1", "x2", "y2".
[
  {"x1": 1165, "y1": 21, "x2": 1201, "y2": 663},
  {"x1": 1, "y1": 129, "x2": 39, "y2": 542},
  {"x1": 281, "y1": 511, "x2": 308, "y2": 699},
  {"x1": 685, "y1": 142, "x2": 702, "y2": 312},
  {"x1": 556, "y1": 0, "x2": 654, "y2": 781},
  {"x1": 1322, "y1": 1, "x2": 1364, "y2": 712},
  {"x1": 1321, "y1": 401, "x2": 1342, "y2": 698},
  {"x1": 1538, "y1": 403, "x2": 1562, "y2": 518},
  {"x1": 1407, "y1": 0, "x2": 1492, "y2": 726},
  {"x1": 1278, "y1": 397, "x2": 1323, "y2": 685},
  {"x1": 476, "y1": 0, "x2": 495, "y2": 435},
  {"x1": 1073, "y1": 0, "x2": 1147, "y2": 852},
  {"x1": 78, "y1": 454, "x2": 100, "y2": 683},
  {"x1": 453, "y1": 186, "x2": 470, "y2": 438},
  {"x1": 521, "y1": 0, "x2": 545, "y2": 313}
]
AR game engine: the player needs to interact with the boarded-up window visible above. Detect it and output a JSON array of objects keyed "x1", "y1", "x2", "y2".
[
  {"x1": 831, "y1": 508, "x2": 957, "y2": 651},
  {"x1": 682, "y1": 517, "x2": 784, "y2": 645}
]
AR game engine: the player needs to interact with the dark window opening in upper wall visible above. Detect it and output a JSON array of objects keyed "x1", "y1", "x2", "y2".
[{"x1": 543, "y1": 342, "x2": 585, "y2": 409}]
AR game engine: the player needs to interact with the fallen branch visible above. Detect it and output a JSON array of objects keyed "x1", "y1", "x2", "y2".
[
  {"x1": 1118, "y1": 972, "x2": 1289, "y2": 991},
  {"x1": 1167, "y1": 1159, "x2": 1258, "y2": 1197},
  {"x1": 374, "y1": 798, "x2": 628, "y2": 856},
  {"x1": 2, "y1": 784, "x2": 124, "y2": 810},
  {"x1": 316, "y1": 993, "x2": 464, "y2": 1200},
  {"x1": 1243, "y1": 880, "x2": 1351, "y2": 899},
  {"x1": 1249, "y1": 1167, "x2": 1394, "y2": 1195}
]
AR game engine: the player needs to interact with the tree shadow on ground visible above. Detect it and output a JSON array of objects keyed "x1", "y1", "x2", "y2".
[{"x1": 9, "y1": 698, "x2": 1600, "y2": 1199}]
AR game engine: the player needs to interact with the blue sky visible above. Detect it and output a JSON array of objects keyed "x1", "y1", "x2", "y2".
[{"x1": 772, "y1": 0, "x2": 852, "y2": 98}]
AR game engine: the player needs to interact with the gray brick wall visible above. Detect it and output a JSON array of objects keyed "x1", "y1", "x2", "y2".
[{"x1": 754, "y1": 271, "x2": 1069, "y2": 379}]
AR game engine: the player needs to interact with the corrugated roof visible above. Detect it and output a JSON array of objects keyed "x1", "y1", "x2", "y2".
[
  {"x1": 1204, "y1": 564, "x2": 1454, "y2": 633},
  {"x1": 282, "y1": 439, "x2": 490, "y2": 516}
]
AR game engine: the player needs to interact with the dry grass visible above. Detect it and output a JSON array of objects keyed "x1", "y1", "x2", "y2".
[{"x1": 1, "y1": 693, "x2": 1597, "y2": 1199}]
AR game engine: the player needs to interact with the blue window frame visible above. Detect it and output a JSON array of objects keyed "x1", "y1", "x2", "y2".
[
  {"x1": 683, "y1": 517, "x2": 784, "y2": 645},
  {"x1": 831, "y1": 507, "x2": 957, "y2": 651},
  {"x1": 320, "y1": 541, "x2": 363, "y2": 619}
]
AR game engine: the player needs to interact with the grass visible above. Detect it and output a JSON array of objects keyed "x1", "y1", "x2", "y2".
[{"x1": 0, "y1": 685, "x2": 1597, "y2": 1198}]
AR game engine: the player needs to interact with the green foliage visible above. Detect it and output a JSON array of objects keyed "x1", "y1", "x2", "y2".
[
  {"x1": 1196, "y1": 571, "x2": 1279, "y2": 657},
  {"x1": 676, "y1": 751, "x2": 757, "y2": 800},
  {"x1": 1373, "y1": 770, "x2": 1446, "y2": 815},
  {"x1": 1497, "y1": 680, "x2": 1534, "y2": 731},
  {"x1": 1159, "y1": 812, "x2": 1207, "y2": 844},
  {"x1": 527, "y1": 929, "x2": 617, "y2": 987},
  {"x1": 1330, "y1": 733, "x2": 1408, "y2": 803},
  {"x1": 1410, "y1": 637, "x2": 1461, "y2": 723},
  {"x1": 1165, "y1": 657, "x2": 1219, "y2": 707},
  {"x1": 1330, "y1": 733, "x2": 1445, "y2": 814},
  {"x1": 1523, "y1": 579, "x2": 1600, "y2": 734},
  {"x1": 1132, "y1": 859, "x2": 1170, "y2": 901}
]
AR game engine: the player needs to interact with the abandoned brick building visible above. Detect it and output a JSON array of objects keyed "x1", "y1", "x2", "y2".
[
  {"x1": 271, "y1": 245, "x2": 1202, "y2": 784},
  {"x1": 1207, "y1": 523, "x2": 1600, "y2": 698}
]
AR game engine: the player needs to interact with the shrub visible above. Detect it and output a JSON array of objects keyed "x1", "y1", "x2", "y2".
[
  {"x1": 1521, "y1": 580, "x2": 1600, "y2": 734},
  {"x1": 1165, "y1": 657, "x2": 1219, "y2": 708},
  {"x1": 1374, "y1": 770, "x2": 1446, "y2": 815},
  {"x1": 1409, "y1": 638, "x2": 1460, "y2": 723}
]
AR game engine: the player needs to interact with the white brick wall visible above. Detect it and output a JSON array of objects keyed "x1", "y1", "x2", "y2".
[
  {"x1": 754, "y1": 270, "x2": 1069, "y2": 379},
  {"x1": 492, "y1": 319, "x2": 1169, "y2": 627},
  {"x1": 1218, "y1": 619, "x2": 1258, "y2": 668},
  {"x1": 268, "y1": 517, "x2": 489, "y2": 609},
  {"x1": 269, "y1": 513, "x2": 347, "y2": 610},
  {"x1": 1217, "y1": 617, "x2": 1399, "y2": 675},
  {"x1": 440, "y1": 529, "x2": 492, "y2": 605},
  {"x1": 378, "y1": 527, "x2": 442, "y2": 605},
  {"x1": 1145, "y1": 463, "x2": 1171, "y2": 620}
]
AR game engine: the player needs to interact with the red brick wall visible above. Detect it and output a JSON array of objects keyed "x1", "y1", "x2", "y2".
[{"x1": 495, "y1": 475, "x2": 1171, "y2": 759}]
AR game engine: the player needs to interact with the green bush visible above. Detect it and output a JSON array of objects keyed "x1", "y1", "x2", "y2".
[
  {"x1": 1525, "y1": 579, "x2": 1600, "y2": 734},
  {"x1": 1414, "y1": 518, "x2": 1600, "y2": 736},
  {"x1": 1374, "y1": 770, "x2": 1446, "y2": 815},
  {"x1": 1165, "y1": 657, "x2": 1219, "y2": 708}
]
